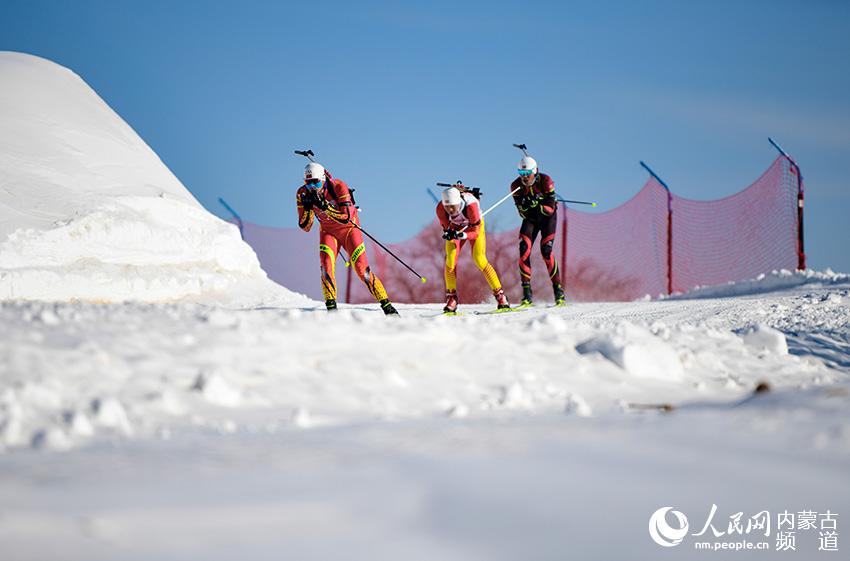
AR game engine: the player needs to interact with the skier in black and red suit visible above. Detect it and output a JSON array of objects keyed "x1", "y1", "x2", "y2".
[{"x1": 510, "y1": 155, "x2": 565, "y2": 306}]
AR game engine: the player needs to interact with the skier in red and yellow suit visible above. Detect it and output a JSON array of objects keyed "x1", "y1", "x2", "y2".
[
  {"x1": 296, "y1": 162, "x2": 398, "y2": 315},
  {"x1": 436, "y1": 185, "x2": 510, "y2": 314}
]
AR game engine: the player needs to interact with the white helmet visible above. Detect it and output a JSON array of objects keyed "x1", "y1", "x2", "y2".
[
  {"x1": 304, "y1": 162, "x2": 326, "y2": 183},
  {"x1": 441, "y1": 187, "x2": 462, "y2": 208},
  {"x1": 518, "y1": 156, "x2": 538, "y2": 176}
]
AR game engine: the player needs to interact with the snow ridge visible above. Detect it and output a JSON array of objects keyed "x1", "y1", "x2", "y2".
[
  {"x1": 0, "y1": 51, "x2": 304, "y2": 305},
  {"x1": 664, "y1": 268, "x2": 849, "y2": 300}
]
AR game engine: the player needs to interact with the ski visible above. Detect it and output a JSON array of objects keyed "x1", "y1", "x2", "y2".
[
  {"x1": 472, "y1": 306, "x2": 528, "y2": 316},
  {"x1": 421, "y1": 310, "x2": 465, "y2": 318}
]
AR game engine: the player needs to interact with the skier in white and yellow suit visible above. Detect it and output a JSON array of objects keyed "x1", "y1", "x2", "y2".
[{"x1": 435, "y1": 186, "x2": 509, "y2": 314}]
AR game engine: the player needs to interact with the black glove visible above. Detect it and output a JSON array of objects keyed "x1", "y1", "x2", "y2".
[
  {"x1": 442, "y1": 229, "x2": 467, "y2": 241},
  {"x1": 307, "y1": 188, "x2": 327, "y2": 210},
  {"x1": 519, "y1": 193, "x2": 540, "y2": 213},
  {"x1": 299, "y1": 191, "x2": 313, "y2": 211}
]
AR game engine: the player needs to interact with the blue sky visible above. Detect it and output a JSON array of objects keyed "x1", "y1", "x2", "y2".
[{"x1": 2, "y1": 0, "x2": 849, "y2": 271}]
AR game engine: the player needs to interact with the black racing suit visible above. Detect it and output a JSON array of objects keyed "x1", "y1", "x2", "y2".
[{"x1": 510, "y1": 173, "x2": 561, "y2": 289}]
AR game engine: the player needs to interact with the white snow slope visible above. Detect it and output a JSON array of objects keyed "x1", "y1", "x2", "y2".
[
  {"x1": 1, "y1": 52, "x2": 848, "y2": 560},
  {"x1": 0, "y1": 51, "x2": 305, "y2": 305}
]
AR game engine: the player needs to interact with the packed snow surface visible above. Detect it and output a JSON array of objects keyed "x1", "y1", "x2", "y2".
[
  {"x1": 0, "y1": 51, "x2": 304, "y2": 305},
  {"x1": 1, "y1": 274, "x2": 848, "y2": 559},
  {"x1": 2, "y1": 274, "x2": 848, "y2": 454}
]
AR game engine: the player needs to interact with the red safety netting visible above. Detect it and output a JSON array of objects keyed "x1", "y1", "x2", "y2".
[
  {"x1": 670, "y1": 156, "x2": 801, "y2": 292},
  {"x1": 563, "y1": 177, "x2": 670, "y2": 300},
  {"x1": 346, "y1": 219, "x2": 557, "y2": 306},
  {"x1": 234, "y1": 156, "x2": 802, "y2": 303}
]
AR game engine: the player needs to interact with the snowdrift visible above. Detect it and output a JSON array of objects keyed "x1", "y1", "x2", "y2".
[
  {"x1": 664, "y1": 268, "x2": 850, "y2": 300},
  {"x1": 0, "y1": 51, "x2": 306, "y2": 305}
]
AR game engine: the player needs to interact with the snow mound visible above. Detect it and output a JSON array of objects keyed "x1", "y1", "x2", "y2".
[
  {"x1": 664, "y1": 269, "x2": 850, "y2": 300},
  {"x1": 741, "y1": 324, "x2": 789, "y2": 355},
  {"x1": 0, "y1": 51, "x2": 306, "y2": 306},
  {"x1": 576, "y1": 323, "x2": 684, "y2": 381},
  {"x1": 191, "y1": 370, "x2": 243, "y2": 407}
]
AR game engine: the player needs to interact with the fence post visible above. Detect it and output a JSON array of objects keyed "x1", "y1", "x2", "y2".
[
  {"x1": 218, "y1": 197, "x2": 244, "y2": 240},
  {"x1": 640, "y1": 162, "x2": 673, "y2": 295},
  {"x1": 667, "y1": 193, "x2": 672, "y2": 295},
  {"x1": 560, "y1": 202, "x2": 568, "y2": 290},
  {"x1": 769, "y1": 138, "x2": 805, "y2": 270}
]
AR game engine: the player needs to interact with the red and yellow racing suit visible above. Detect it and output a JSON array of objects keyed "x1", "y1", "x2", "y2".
[{"x1": 297, "y1": 177, "x2": 388, "y2": 303}]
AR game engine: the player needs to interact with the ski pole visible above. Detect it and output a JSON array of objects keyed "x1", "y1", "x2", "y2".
[
  {"x1": 457, "y1": 186, "x2": 521, "y2": 234},
  {"x1": 557, "y1": 196, "x2": 597, "y2": 207},
  {"x1": 350, "y1": 222, "x2": 427, "y2": 283},
  {"x1": 480, "y1": 186, "x2": 521, "y2": 219}
]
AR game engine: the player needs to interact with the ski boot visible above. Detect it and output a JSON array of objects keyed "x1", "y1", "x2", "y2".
[
  {"x1": 553, "y1": 283, "x2": 565, "y2": 307},
  {"x1": 520, "y1": 282, "x2": 533, "y2": 307},
  {"x1": 380, "y1": 299, "x2": 399, "y2": 316},
  {"x1": 493, "y1": 288, "x2": 510, "y2": 310},
  {"x1": 325, "y1": 298, "x2": 338, "y2": 311},
  {"x1": 443, "y1": 289, "x2": 459, "y2": 314}
]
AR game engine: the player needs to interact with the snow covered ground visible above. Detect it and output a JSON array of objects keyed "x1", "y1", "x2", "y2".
[
  {"x1": 1, "y1": 275, "x2": 848, "y2": 560},
  {"x1": 1, "y1": 52, "x2": 848, "y2": 559}
]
